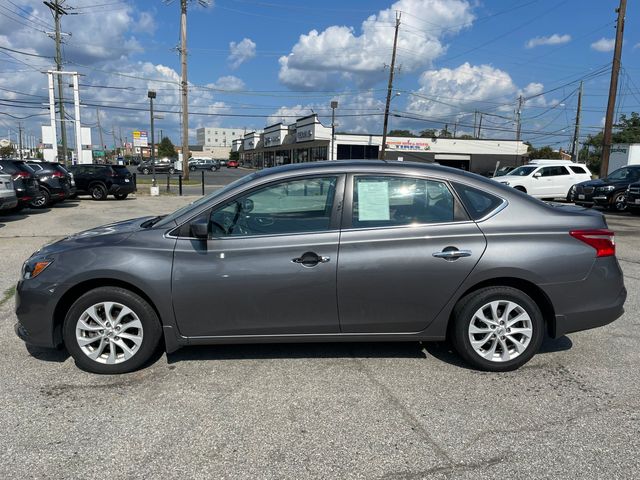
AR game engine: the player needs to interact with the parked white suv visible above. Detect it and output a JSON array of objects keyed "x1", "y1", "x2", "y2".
[{"x1": 494, "y1": 160, "x2": 592, "y2": 200}]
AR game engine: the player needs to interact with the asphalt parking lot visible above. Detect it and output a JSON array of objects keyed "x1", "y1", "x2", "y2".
[{"x1": 1, "y1": 190, "x2": 640, "y2": 478}]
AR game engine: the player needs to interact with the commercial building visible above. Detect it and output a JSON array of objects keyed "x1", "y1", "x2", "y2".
[
  {"x1": 235, "y1": 114, "x2": 528, "y2": 175},
  {"x1": 196, "y1": 127, "x2": 246, "y2": 148}
]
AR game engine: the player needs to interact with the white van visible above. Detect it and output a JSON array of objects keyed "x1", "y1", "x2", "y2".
[{"x1": 494, "y1": 160, "x2": 592, "y2": 200}]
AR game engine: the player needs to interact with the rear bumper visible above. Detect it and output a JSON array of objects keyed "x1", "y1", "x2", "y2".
[
  {"x1": 108, "y1": 183, "x2": 135, "y2": 195},
  {"x1": 552, "y1": 286, "x2": 626, "y2": 337},
  {"x1": 543, "y1": 256, "x2": 626, "y2": 338},
  {"x1": 0, "y1": 195, "x2": 18, "y2": 210}
]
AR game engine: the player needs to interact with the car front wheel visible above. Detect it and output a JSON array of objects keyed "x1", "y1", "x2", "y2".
[
  {"x1": 451, "y1": 286, "x2": 544, "y2": 371},
  {"x1": 63, "y1": 287, "x2": 162, "y2": 374},
  {"x1": 611, "y1": 192, "x2": 627, "y2": 212},
  {"x1": 142, "y1": 168, "x2": 150, "y2": 175}
]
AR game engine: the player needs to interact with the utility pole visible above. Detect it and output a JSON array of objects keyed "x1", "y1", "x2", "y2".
[
  {"x1": 379, "y1": 11, "x2": 401, "y2": 160},
  {"x1": 330, "y1": 100, "x2": 338, "y2": 160},
  {"x1": 96, "y1": 107, "x2": 105, "y2": 159},
  {"x1": 477, "y1": 114, "x2": 483, "y2": 139},
  {"x1": 44, "y1": 0, "x2": 69, "y2": 166},
  {"x1": 18, "y1": 122, "x2": 24, "y2": 160},
  {"x1": 571, "y1": 81, "x2": 584, "y2": 162},
  {"x1": 453, "y1": 122, "x2": 458, "y2": 138},
  {"x1": 473, "y1": 110, "x2": 478, "y2": 138},
  {"x1": 515, "y1": 95, "x2": 524, "y2": 141},
  {"x1": 180, "y1": 0, "x2": 190, "y2": 180},
  {"x1": 601, "y1": 0, "x2": 627, "y2": 177}
]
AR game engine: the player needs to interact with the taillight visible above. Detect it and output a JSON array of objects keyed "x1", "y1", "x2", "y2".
[
  {"x1": 12, "y1": 171, "x2": 30, "y2": 181},
  {"x1": 570, "y1": 229, "x2": 615, "y2": 257},
  {"x1": 51, "y1": 171, "x2": 65, "y2": 178}
]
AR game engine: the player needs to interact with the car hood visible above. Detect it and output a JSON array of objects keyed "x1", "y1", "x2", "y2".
[
  {"x1": 34, "y1": 216, "x2": 156, "y2": 256},
  {"x1": 576, "y1": 178, "x2": 628, "y2": 188}
]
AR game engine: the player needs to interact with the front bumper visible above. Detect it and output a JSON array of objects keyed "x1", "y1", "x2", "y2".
[{"x1": 14, "y1": 278, "x2": 64, "y2": 349}]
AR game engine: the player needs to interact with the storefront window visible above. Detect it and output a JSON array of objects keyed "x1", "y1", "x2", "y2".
[
  {"x1": 276, "y1": 150, "x2": 291, "y2": 165},
  {"x1": 311, "y1": 146, "x2": 327, "y2": 162}
]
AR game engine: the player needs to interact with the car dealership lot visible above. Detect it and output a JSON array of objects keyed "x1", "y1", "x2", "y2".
[{"x1": 1, "y1": 196, "x2": 640, "y2": 478}]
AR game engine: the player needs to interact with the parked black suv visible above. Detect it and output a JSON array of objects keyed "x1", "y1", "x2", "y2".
[
  {"x1": 137, "y1": 158, "x2": 177, "y2": 175},
  {"x1": 25, "y1": 161, "x2": 74, "y2": 208},
  {"x1": 0, "y1": 159, "x2": 42, "y2": 210},
  {"x1": 626, "y1": 182, "x2": 640, "y2": 213},
  {"x1": 68, "y1": 164, "x2": 134, "y2": 200},
  {"x1": 571, "y1": 165, "x2": 640, "y2": 211}
]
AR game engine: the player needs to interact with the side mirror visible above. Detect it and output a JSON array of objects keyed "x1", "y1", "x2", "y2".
[
  {"x1": 533, "y1": 172, "x2": 541, "y2": 178},
  {"x1": 190, "y1": 217, "x2": 209, "y2": 239}
]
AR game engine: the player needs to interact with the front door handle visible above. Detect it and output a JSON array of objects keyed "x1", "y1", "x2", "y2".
[
  {"x1": 432, "y1": 248, "x2": 472, "y2": 260},
  {"x1": 292, "y1": 252, "x2": 330, "y2": 267}
]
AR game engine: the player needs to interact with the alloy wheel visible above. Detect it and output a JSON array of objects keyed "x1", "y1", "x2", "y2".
[
  {"x1": 613, "y1": 193, "x2": 627, "y2": 211},
  {"x1": 467, "y1": 300, "x2": 533, "y2": 362},
  {"x1": 75, "y1": 302, "x2": 144, "y2": 365}
]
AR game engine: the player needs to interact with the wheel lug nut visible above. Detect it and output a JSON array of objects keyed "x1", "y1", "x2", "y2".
[
  {"x1": 507, "y1": 328, "x2": 511, "y2": 333},
  {"x1": 490, "y1": 325, "x2": 495, "y2": 329},
  {"x1": 115, "y1": 336, "x2": 120, "y2": 341},
  {"x1": 499, "y1": 321, "x2": 504, "y2": 325},
  {"x1": 500, "y1": 335, "x2": 505, "y2": 340}
]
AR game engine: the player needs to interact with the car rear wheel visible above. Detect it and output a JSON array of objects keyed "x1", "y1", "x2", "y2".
[
  {"x1": 210, "y1": 166, "x2": 216, "y2": 171},
  {"x1": 30, "y1": 189, "x2": 50, "y2": 208},
  {"x1": 189, "y1": 166, "x2": 196, "y2": 171},
  {"x1": 142, "y1": 167, "x2": 150, "y2": 175},
  {"x1": 451, "y1": 286, "x2": 544, "y2": 371},
  {"x1": 90, "y1": 184, "x2": 107, "y2": 201},
  {"x1": 114, "y1": 193, "x2": 128, "y2": 200},
  {"x1": 169, "y1": 168, "x2": 175, "y2": 175},
  {"x1": 63, "y1": 287, "x2": 162, "y2": 374},
  {"x1": 514, "y1": 186, "x2": 526, "y2": 193}
]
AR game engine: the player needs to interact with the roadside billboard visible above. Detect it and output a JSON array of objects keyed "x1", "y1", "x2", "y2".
[{"x1": 132, "y1": 131, "x2": 148, "y2": 147}]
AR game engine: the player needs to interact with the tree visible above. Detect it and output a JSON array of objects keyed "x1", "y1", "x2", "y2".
[
  {"x1": 157, "y1": 136, "x2": 176, "y2": 158},
  {"x1": 458, "y1": 134, "x2": 474, "y2": 140},
  {"x1": 419, "y1": 129, "x2": 437, "y2": 138},
  {"x1": 229, "y1": 150, "x2": 239, "y2": 161},
  {"x1": 387, "y1": 129, "x2": 413, "y2": 137},
  {"x1": 527, "y1": 145, "x2": 563, "y2": 160},
  {"x1": 0, "y1": 144, "x2": 15, "y2": 158}
]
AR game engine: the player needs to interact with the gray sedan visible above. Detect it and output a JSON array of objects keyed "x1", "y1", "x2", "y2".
[{"x1": 15, "y1": 161, "x2": 626, "y2": 374}]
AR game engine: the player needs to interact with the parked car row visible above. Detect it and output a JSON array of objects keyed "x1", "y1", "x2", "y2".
[
  {"x1": 0, "y1": 160, "x2": 136, "y2": 214},
  {"x1": 492, "y1": 159, "x2": 640, "y2": 214}
]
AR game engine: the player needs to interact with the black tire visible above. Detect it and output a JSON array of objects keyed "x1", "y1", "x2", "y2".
[
  {"x1": 114, "y1": 193, "x2": 128, "y2": 200},
  {"x1": 514, "y1": 186, "x2": 527, "y2": 193},
  {"x1": 90, "y1": 184, "x2": 107, "y2": 201},
  {"x1": 169, "y1": 168, "x2": 175, "y2": 175},
  {"x1": 451, "y1": 286, "x2": 544, "y2": 372},
  {"x1": 63, "y1": 287, "x2": 163, "y2": 374},
  {"x1": 30, "y1": 189, "x2": 50, "y2": 208},
  {"x1": 189, "y1": 166, "x2": 196, "y2": 171},
  {"x1": 142, "y1": 167, "x2": 150, "y2": 175},
  {"x1": 610, "y1": 192, "x2": 627, "y2": 212},
  {"x1": 210, "y1": 166, "x2": 216, "y2": 171}
]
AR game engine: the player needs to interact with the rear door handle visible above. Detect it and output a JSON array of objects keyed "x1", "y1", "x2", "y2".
[
  {"x1": 292, "y1": 252, "x2": 330, "y2": 267},
  {"x1": 432, "y1": 249, "x2": 472, "y2": 260}
]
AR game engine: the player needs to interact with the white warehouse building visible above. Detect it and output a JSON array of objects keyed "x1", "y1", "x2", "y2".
[{"x1": 196, "y1": 127, "x2": 246, "y2": 148}]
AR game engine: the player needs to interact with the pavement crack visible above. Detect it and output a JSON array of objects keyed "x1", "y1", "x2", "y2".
[
  {"x1": 380, "y1": 455, "x2": 505, "y2": 479},
  {"x1": 350, "y1": 356, "x2": 454, "y2": 467}
]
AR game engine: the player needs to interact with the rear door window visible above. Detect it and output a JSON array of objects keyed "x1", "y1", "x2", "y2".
[
  {"x1": 539, "y1": 166, "x2": 570, "y2": 176},
  {"x1": 569, "y1": 166, "x2": 590, "y2": 175},
  {"x1": 112, "y1": 165, "x2": 131, "y2": 176},
  {"x1": 351, "y1": 176, "x2": 457, "y2": 228}
]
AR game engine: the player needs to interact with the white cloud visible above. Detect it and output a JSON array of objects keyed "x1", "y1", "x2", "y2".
[
  {"x1": 634, "y1": 42, "x2": 640, "y2": 50},
  {"x1": 406, "y1": 63, "x2": 517, "y2": 120},
  {"x1": 591, "y1": 37, "x2": 615, "y2": 52},
  {"x1": 525, "y1": 33, "x2": 571, "y2": 49},
  {"x1": 228, "y1": 38, "x2": 256, "y2": 69},
  {"x1": 137, "y1": 12, "x2": 156, "y2": 35},
  {"x1": 278, "y1": 0, "x2": 474, "y2": 90},
  {"x1": 209, "y1": 75, "x2": 246, "y2": 91}
]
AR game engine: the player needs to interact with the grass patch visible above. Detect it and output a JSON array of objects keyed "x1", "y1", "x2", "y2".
[{"x1": 0, "y1": 286, "x2": 16, "y2": 307}]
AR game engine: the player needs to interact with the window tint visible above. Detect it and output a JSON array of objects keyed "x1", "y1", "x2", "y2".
[
  {"x1": 453, "y1": 182, "x2": 504, "y2": 220},
  {"x1": 352, "y1": 176, "x2": 454, "y2": 228},
  {"x1": 508, "y1": 166, "x2": 537, "y2": 176},
  {"x1": 209, "y1": 176, "x2": 337, "y2": 237},
  {"x1": 539, "y1": 166, "x2": 569, "y2": 177},
  {"x1": 606, "y1": 168, "x2": 630, "y2": 181},
  {"x1": 569, "y1": 166, "x2": 589, "y2": 175}
]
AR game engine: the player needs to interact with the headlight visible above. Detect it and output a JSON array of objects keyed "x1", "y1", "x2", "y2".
[
  {"x1": 22, "y1": 259, "x2": 53, "y2": 279},
  {"x1": 597, "y1": 185, "x2": 615, "y2": 192}
]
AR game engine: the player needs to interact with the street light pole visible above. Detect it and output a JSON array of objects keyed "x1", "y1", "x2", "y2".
[
  {"x1": 148, "y1": 90, "x2": 157, "y2": 187},
  {"x1": 330, "y1": 100, "x2": 338, "y2": 161}
]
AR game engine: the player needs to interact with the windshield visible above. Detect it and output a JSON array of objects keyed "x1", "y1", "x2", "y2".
[
  {"x1": 606, "y1": 168, "x2": 639, "y2": 182},
  {"x1": 507, "y1": 166, "x2": 537, "y2": 177},
  {"x1": 155, "y1": 171, "x2": 260, "y2": 227}
]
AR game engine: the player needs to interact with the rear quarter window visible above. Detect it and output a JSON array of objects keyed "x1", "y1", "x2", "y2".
[
  {"x1": 569, "y1": 166, "x2": 590, "y2": 175},
  {"x1": 452, "y1": 182, "x2": 504, "y2": 220}
]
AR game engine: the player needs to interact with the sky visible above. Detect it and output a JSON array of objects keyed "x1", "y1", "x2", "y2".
[{"x1": 1, "y1": 0, "x2": 640, "y2": 151}]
